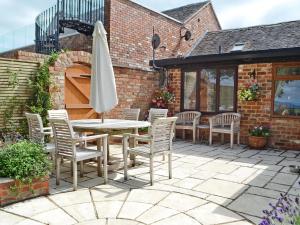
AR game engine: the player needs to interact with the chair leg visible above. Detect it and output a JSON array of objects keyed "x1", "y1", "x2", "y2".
[
  {"x1": 237, "y1": 132, "x2": 240, "y2": 145},
  {"x1": 182, "y1": 129, "x2": 185, "y2": 140},
  {"x1": 73, "y1": 159, "x2": 78, "y2": 191},
  {"x1": 193, "y1": 129, "x2": 196, "y2": 144},
  {"x1": 230, "y1": 133, "x2": 234, "y2": 149},
  {"x1": 97, "y1": 156, "x2": 102, "y2": 177},
  {"x1": 103, "y1": 138, "x2": 108, "y2": 184},
  {"x1": 168, "y1": 153, "x2": 172, "y2": 179},
  {"x1": 150, "y1": 156, "x2": 154, "y2": 186},
  {"x1": 56, "y1": 156, "x2": 61, "y2": 186},
  {"x1": 209, "y1": 131, "x2": 213, "y2": 146},
  {"x1": 70, "y1": 161, "x2": 73, "y2": 176},
  {"x1": 80, "y1": 161, "x2": 84, "y2": 177}
]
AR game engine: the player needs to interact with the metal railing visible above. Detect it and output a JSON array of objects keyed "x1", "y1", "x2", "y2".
[{"x1": 35, "y1": 0, "x2": 104, "y2": 54}]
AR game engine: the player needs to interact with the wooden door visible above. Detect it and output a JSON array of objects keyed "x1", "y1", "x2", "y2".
[{"x1": 65, "y1": 64, "x2": 98, "y2": 119}]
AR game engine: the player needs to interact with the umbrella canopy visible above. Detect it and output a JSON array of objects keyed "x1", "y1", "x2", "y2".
[{"x1": 90, "y1": 21, "x2": 118, "y2": 115}]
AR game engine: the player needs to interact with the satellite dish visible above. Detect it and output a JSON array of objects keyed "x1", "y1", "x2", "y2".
[
  {"x1": 152, "y1": 34, "x2": 161, "y2": 50},
  {"x1": 183, "y1": 30, "x2": 192, "y2": 41}
]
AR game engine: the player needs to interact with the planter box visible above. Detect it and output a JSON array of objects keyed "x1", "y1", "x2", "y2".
[{"x1": 0, "y1": 176, "x2": 49, "y2": 206}]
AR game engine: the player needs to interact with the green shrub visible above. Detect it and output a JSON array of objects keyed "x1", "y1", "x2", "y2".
[{"x1": 0, "y1": 140, "x2": 51, "y2": 183}]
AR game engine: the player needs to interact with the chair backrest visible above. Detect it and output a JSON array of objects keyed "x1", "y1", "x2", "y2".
[
  {"x1": 150, "y1": 117, "x2": 177, "y2": 153},
  {"x1": 25, "y1": 113, "x2": 45, "y2": 144},
  {"x1": 48, "y1": 110, "x2": 69, "y2": 120},
  {"x1": 212, "y1": 113, "x2": 241, "y2": 126},
  {"x1": 123, "y1": 108, "x2": 140, "y2": 121},
  {"x1": 175, "y1": 111, "x2": 201, "y2": 124},
  {"x1": 221, "y1": 113, "x2": 241, "y2": 126},
  {"x1": 49, "y1": 118, "x2": 75, "y2": 157},
  {"x1": 148, "y1": 108, "x2": 168, "y2": 124}
]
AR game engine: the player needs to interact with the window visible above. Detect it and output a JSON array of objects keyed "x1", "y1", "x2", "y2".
[
  {"x1": 199, "y1": 69, "x2": 216, "y2": 112},
  {"x1": 182, "y1": 67, "x2": 237, "y2": 113},
  {"x1": 231, "y1": 43, "x2": 245, "y2": 52},
  {"x1": 219, "y1": 69, "x2": 235, "y2": 111},
  {"x1": 273, "y1": 63, "x2": 300, "y2": 117},
  {"x1": 183, "y1": 71, "x2": 197, "y2": 110}
]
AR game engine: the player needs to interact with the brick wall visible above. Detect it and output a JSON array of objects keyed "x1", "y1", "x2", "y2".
[
  {"x1": 108, "y1": 0, "x2": 220, "y2": 70},
  {"x1": 0, "y1": 177, "x2": 49, "y2": 206},
  {"x1": 16, "y1": 51, "x2": 159, "y2": 119},
  {"x1": 168, "y1": 64, "x2": 300, "y2": 150}
]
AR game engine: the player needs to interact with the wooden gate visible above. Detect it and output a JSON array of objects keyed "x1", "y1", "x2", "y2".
[{"x1": 65, "y1": 64, "x2": 98, "y2": 119}]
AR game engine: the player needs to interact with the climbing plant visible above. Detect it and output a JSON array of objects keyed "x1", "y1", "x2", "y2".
[{"x1": 27, "y1": 52, "x2": 59, "y2": 126}]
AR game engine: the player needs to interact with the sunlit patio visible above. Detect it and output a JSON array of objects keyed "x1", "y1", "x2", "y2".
[{"x1": 1, "y1": 141, "x2": 299, "y2": 225}]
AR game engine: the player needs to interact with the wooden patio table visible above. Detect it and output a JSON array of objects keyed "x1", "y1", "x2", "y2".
[{"x1": 71, "y1": 119, "x2": 151, "y2": 163}]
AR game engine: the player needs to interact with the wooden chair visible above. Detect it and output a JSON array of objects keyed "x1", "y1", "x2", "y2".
[
  {"x1": 25, "y1": 113, "x2": 55, "y2": 155},
  {"x1": 122, "y1": 117, "x2": 177, "y2": 185},
  {"x1": 148, "y1": 108, "x2": 168, "y2": 124},
  {"x1": 209, "y1": 113, "x2": 241, "y2": 149},
  {"x1": 49, "y1": 118, "x2": 108, "y2": 191},
  {"x1": 111, "y1": 108, "x2": 140, "y2": 140},
  {"x1": 174, "y1": 111, "x2": 201, "y2": 143},
  {"x1": 48, "y1": 109, "x2": 69, "y2": 120}
]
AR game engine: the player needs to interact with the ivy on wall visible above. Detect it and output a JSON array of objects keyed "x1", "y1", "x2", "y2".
[{"x1": 27, "y1": 52, "x2": 59, "y2": 126}]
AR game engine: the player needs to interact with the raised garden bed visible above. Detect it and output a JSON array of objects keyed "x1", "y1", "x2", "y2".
[{"x1": 0, "y1": 176, "x2": 49, "y2": 206}]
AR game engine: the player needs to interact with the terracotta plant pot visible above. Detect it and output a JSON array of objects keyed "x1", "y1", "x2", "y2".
[{"x1": 248, "y1": 136, "x2": 267, "y2": 149}]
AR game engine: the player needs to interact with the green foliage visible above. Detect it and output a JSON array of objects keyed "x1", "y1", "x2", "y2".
[
  {"x1": 0, "y1": 140, "x2": 51, "y2": 183},
  {"x1": 296, "y1": 216, "x2": 300, "y2": 225},
  {"x1": 238, "y1": 79, "x2": 259, "y2": 101},
  {"x1": 249, "y1": 125, "x2": 271, "y2": 137},
  {"x1": 2, "y1": 69, "x2": 22, "y2": 132},
  {"x1": 27, "y1": 52, "x2": 59, "y2": 126}
]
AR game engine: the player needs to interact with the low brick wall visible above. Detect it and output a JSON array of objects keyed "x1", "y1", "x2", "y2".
[{"x1": 0, "y1": 176, "x2": 49, "y2": 206}]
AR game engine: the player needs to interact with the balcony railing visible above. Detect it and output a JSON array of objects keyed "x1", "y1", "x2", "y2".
[{"x1": 35, "y1": 0, "x2": 105, "y2": 54}]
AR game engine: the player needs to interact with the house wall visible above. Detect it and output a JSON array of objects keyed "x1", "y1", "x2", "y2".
[
  {"x1": 168, "y1": 64, "x2": 300, "y2": 150},
  {"x1": 107, "y1": 0, "x2": 220, "y2": 70}
]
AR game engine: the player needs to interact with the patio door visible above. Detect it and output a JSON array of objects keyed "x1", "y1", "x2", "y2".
[{"x1": 65, "y1": 64, "x2": 98, "y2": 120}]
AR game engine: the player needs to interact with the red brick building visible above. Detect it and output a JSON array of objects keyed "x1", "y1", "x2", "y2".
[
  {"x1": 3, "y1": 0, "x2": 220, "y2": 119},
  {"x1": 155, "y1": 20, "x2": 300, "y2": 150}
]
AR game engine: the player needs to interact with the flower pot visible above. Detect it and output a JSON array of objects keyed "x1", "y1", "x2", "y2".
[{"x1": 248, "y1": 136, "x2": 267, "y2": 149}]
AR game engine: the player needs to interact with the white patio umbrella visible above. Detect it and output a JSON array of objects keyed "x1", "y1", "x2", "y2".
[{"x1": 90, "y1": 21, "x2": 118, "y2": 122}]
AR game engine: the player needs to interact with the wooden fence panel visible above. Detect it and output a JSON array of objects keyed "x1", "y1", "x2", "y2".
[{"x1": 0, "y1": 58, "x2": 39, "y2": 129}]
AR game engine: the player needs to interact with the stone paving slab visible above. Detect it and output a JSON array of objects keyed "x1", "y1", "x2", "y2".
[{"x1": 2, "y1": 142, "x2": 300, "y2": 225}]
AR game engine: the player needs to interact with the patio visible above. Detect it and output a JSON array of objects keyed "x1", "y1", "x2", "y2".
[{"x1": 1, "y1": 141, "x2": 299, "y2": 225}]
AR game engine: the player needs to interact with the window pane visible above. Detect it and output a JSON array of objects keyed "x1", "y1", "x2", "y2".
[
  {"x1": 277, "y1": 66, "x2": 300, "y2": 76},
  {"x1": 200, "y1": 69, "x2": 216, "y2": 112},
  {"x1": 183, "y1": 71, "x2": 197, "y2": 110},
  {"x1": 219, "y1": 69, "x2": 235, "y2": 111},
  {"x1": 274, "y1": 80, "x2": 300, "y2": 116}
]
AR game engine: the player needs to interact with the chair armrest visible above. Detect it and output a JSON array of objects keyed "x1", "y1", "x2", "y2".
[
  {"x1": 75, "y1": 134, "x2": 108, "y2": 142},
  {"x1": 193, "y1": 115, "x2": 201, "y2": 128},
  {"x1": 123, "y1": 133, "x2": 152, "y2": 142}
]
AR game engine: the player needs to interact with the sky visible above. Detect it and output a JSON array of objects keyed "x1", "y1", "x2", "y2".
[{"x1": 0, "y1": 0, "x2": 300, "y2": 50}]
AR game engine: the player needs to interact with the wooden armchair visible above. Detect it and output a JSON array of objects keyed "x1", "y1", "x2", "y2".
[
  {"x1": 25, "y1": 113, "x2": 55, "y2": 155},
  {"x1": 50, "y1": 118, "x2": 108, "y2": 191},
  {"x1": 148, "y1": 108, "x2": 168, "y2": 124},
  {"x1": 122, "y1": 117, "x2": 177, "y2": 185},
  {"x1": 209, "y1": 113, "x2": 241, "y2": 148},
  {"x1": 174, "y1": 111, "x2": 201, "y2": 143}
]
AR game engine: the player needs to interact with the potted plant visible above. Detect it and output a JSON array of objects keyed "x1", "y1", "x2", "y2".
[
  {"x1": 0, "y1": 140, "x2": 51, "y2": 206},
  {"x1": 248, "y1": 125, "x2": 271, "y2": 149}
]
